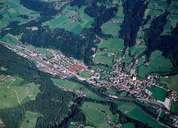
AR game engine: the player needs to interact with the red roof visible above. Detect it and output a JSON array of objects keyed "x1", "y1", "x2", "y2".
[{"x1": 68, "y1": 64, "x2": 86, "y2": 74}]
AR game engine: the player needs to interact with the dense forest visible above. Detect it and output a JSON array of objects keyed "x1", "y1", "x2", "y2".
[{"x1": 0, "y1": 45, "x2": 78, "y2": 127}]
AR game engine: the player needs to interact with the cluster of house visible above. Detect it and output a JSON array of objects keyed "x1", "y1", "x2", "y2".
[{"x1": 1, "y1": 42, "x2": 87, "y2": 79}]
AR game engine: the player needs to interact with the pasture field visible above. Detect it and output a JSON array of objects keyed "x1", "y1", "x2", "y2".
[
  {"x1": 169, "y1": 0, "x2": 178, "y2": 14},
  {"x1": 159, "y1": 75, "x2": 178, "y2": 93},
  {"x1": 148, "y1": 86, "x2": 167, "y2": 101},
  {"x1": 43, "y1": 6, "x2": 94, "y2": 34},
  {"x1": 101, "y1": 1, "x2": 124, "y2": 37},
  {"x1": 81, "y1": 102, "x2": 115, "y2": 128},
  {"x1": 163, "y1": 0, "x2": 178, "y2": 35},
  {"x1": 117, "y1": 101, "x2": 166, "y2": 128},
  {"x1": 0, "y1": 0, "x2": 39, "y2": 28},
  {"x1": 129, "y1": 44, "x2": 146, "y2": 57},
  {"x1": 101, "y1": 20, "x2": 121, "y2": 37},
  {"x1": 159, "y1": 75, "x2": 178, "y2": 114},
  {"x1": 51, "y1": 78, "x2": 104, "y2": 101},
  {"x1": 146, "y1": 0, "x2": 166, "y2": 19},
  {"x1": 94, "y1": 51, "x2": 113, "y2": 66},
  {"x1": 20, "y1": 111, "x2": 42, "y2": 128},
  {"x1": 78, "y1": 71, "x2": 91, "y2": 79},
  {"x1": 122, "y1": 123, "x2": 135, "y2": 128},
  {"x1": 1, "y1": 34, "x2": 19, "y2": 45},
  {"x1": 137, "y1": 50, "x2": 173, "y2": 78},
  {"x1": 94, "y1": 37, "x2": 124, "y2": 66},
  {"x1": 98, "y1": 38, "x2": 124, "y2": 53},
  {"x1": 0, "y1": 75, "x2": 40, "y2": 109},
  {"x1": 171, "y1": 102, "x2": 178, "y2": 115}
]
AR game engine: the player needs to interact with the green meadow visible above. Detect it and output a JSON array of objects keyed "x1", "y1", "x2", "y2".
[
  {"x1": 163, "y1": 0, "x2": 178, "y2": 34},
  {"x1": 1, "y1": 34, "x2": 19, "y2": 45},
  {"x1": 0, "y1": 75, "x2": 40, "y2": 109},
  {"x1": 94, "y1": 37, "x2": 124, "y2": 66},
  {"x1": 51, "y1": 78, "x2": 104, "y2": 101},
  {"x1": 122, "y1": 123, "x2": 135, "y2": 128},
  {"x1": 129, "y1": 44, "x2": 146, "y2": 57},
  {"x1": 117, "y1": 101, "x2": 166, "y2": 128},
  {"x1": 43, "y1": 6, "x2": 94, "y2": 34},
  {"x1": 20, "y1": 111, "x2": 42, "y2": 128},
  {"x1": 171, "y1": 101, "x2": 178, "y2": 115},
  {"x1": 101, "y1": 20, "x2": 121, "y2": 37},
  {"x1": 81, "y1": 102, "x2": 115, "y2": 128},
  {"x1": 0, "y1": 0, "x2": 39, "y2": 29},
  {"x1": 159, "y1": 75, "x2": 178, "y2": 114},
  {"x1": 147, "y1": 0, "x2": 167, "y2": 18},
  {"x1": 159, "y1": 75, "x2": 178, "y2": 93},
  {"x1": 94, "y1": 51, "x2": 113, "y2": 66},
  {"x1": 168, "y1": 0, "x2": 178, "y2": 14},
  {"x1": 98, "y1": 38, "x2": 124, "y2": 53},
  {"x1": 101, "y1": 1, "x2": 124, "y2": 37},
  {"x1": 78, "y1": 71, "x2": 91, "y2": 79},
  {"x1": 138, "y1": 50, "x2": 173, "y2": 78},
  {"x1": 148, "y1": 86, "x2": 167, "y2": 101}
]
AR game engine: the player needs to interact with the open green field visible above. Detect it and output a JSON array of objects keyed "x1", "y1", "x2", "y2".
[
  {"x1": 51, "y1": 78, "x2": 104, "y2": 101},
  {"x1": 94, "y1": 51, "x2": 113, "y2": 66},
  {"x1": 0, "y1": 75, "x2": 40, "y2": 109},
  {"x1": 138, "y1": 50, "x2": 173, "y2": 78},
  {"x1": 43, "y1": 5, "x2": 93, "y2": 34},
  {"x1": 0, "y1": 34, "x2": 19, "y2": 45},
  {"x1": 148, "y1": 86, "x2": 167, "y2": 101},
  {"x1": 0, "y1": 0, "x2": 39, "y2": 29},
  {"x1": 40, "y1": 0, "x2": 57, "y2": 2},
  {"x1": 148, "y1": 0, "x2": 167, "y2": 11},
  {"x1": 159, "y1": 75, "x2": 178, "y2": 93},
  {"x1": 117, "y1": 101, "x2": 166, "y2": 128},
  {"x1": 142, "y1": 0, "x2": 167, "y2": 31},
  {"x1": 171, "y1": 101, "x2": 178, "y2": 115},
  {"x1": 162, "y1": 0, "x2": 178, "y2": 34},
  {"x1": 101, "y1": 1, "x2": 124, "y2": 37},
  {"x1": 98, "y1": 38, "x2": 124, "y2": 53},
  {"x1": 163, "y1": 14, "x2": 178, "y2": 34},
  {"x1": 20, "y1": 111, "x2": 42, "y2": 128},
  {"x1": 129, "y1": 44, "x2": 146, "y2": 57},
  {"x1": 81, "y1": 102, "x2": 115, "y2": 128},
  {"x1": 84, "y1": 126, "x2": 95, "y2": 128},
  {"x1": 146, "y1": 0, "x2": 167, "y2": 19},
  {"x1": 169, "y1": 0, "x2": 178, "y2": 14},
  {"x1": 101, "y1": 20, "x2": 120, "y2": 37},
  {"x1": 78, "y1": 71, "x2": 91, "y2": 79},
  {"x1": 159, "y1": 75, "x2": 178, "y2": 114},
  {"x1": 94, "y1": 37, "x2": 125, "y2": 66},
  {"x1": 122, "y1": 123, "x2": 135, "y2": 128}
]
